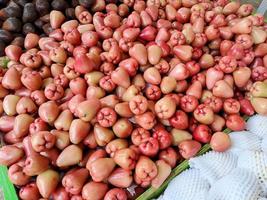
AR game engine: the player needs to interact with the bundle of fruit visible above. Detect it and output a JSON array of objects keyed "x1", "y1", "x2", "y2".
[
  {"x1": 0, "y1": 0, "x2": 96, "y2": 56},
  {"x1": 0, "y1": 0, "x2": 266, "y2": 199}
]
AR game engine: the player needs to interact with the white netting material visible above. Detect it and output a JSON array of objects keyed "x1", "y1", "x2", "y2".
[
  {"x1": 237, "y1": 150, "x2": 267, "y2": 196},
  {"x1": 261, "y1": 135, "x2": 267, "y2": 153},
  {"x1": 207, "y1": 168, "x2": 263, "y2": 200},
  {"x1": 247, "y1": 115, "x2": 267, "y2": 139},
  {"x1": 159, "y1": 115, "x2": 267, "y2": 200},
  {"x1": 227, "y1": 131, "x2": 262, "y2": 155},
  {"x1": 160, "y1": 168, "x2": 210, "y2": 200},
  {"x1": 189, "y1": 151, "x2": 237, "y2": 184}
]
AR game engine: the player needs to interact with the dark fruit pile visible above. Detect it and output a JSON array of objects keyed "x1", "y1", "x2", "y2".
[{"x1": 0, "y1": 0, "x2": 96, "y2": 56}]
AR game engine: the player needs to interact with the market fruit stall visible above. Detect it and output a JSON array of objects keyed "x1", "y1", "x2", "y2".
[{"x1": 0, "y1": 0, "x2": 267, "y2": 199}]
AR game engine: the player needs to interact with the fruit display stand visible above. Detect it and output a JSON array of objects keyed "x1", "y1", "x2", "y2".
[{"x1": 0, "y1": 1, "x2": 266, "y2": 200}]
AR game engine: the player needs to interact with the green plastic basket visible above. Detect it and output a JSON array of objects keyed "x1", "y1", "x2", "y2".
[{"x1": 0, "y1": 136, "x2": 18, "y2": 200}]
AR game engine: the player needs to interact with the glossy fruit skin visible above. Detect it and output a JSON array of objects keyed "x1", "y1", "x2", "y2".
[
  {"x1": 104, "y1": 188, "x2": 128, "y2": 200},
  {"x1": 51, "y1": 186, "x2": 69, "y2": 200},
  {"x1": 108, "y1": 167, "x2": 133, "y2": 188},
  {"x1": 105, "y1": 139, "x2": 128, "y2": 158},
  {"x1": 31, "y1": 131, "x2": 56, "y2": 152},
  {"x1": 226, "y1": 114, "x2": 246, "y2": 131},
  {"x1": 82, "y1": 181, "x2": 108, "y2": 200},
  {"x1": 112, "y1": 118, "x2": 133, "y2": 138},
  {"x1": 210, "y1": 132, "x2": 231, "y2": 152},
  {"x1": 134, "y1": 112, "x2": 156, "y2": 130},
  {"x1": 114, "y1": 148, "x2": 137, "y2": 170},
  {"x1": 151, "y1": 160, "x2": 172, "y2": 189},
  {"x1": 1, "y1": 0, "x2": 267, "y2": 193},
  {"x1": 134, "y1": 156, "x2": 158, "y2": 187},
  {"x1": 179, "y1": 140, "x2": 202, "y2": 159},
  {"x1": 0, "y1": 145, "x2": 24, "y2": 166},
  {"x1": 239, "y1": 98, "x2": 255, "y2": 116},
  {"x1": 155, "y1": 96, "x2": 176, "y2": 119},
  {"x1": 193, "y1": 104, "x2": 215, "y2": 125},
  {"x1": 131, "y1": 128, "x2": 150, "y2": 146},
  {"x1": 129, "y1": 95, "x2": 148, "y2": 115},
  {"x1": 204, "y1": 96, "x2": 223, "y2": 113},
  {"x1": 223, "y1": 98, "x2": 240, "y2": 114},
  {"x1": 139, "y1": 137, "x2": 159, "y2": 157},
  {"x1": 89, "y1": 158, "x2": 116, "y2": 182},
  {"x1": 97, "y1": 107, "x2": 117, "y2": 127},
  {"x1": 62, "y1": 168, "x2": 89, "y2": 195},
  {"x1": 19, "y1": 182, "x2": 41, "y2": 200},
  {"x1": 169, "y1": 110, "x2": 189, "y2": 130},
  {"x1": 8, "y1": 159, "x2": 31, "y2": 186},
  {"x1": 159, "y1": 147, "x2": 178, "y2": 168},
  {"x1": 152, "y1": 128, "x2": 172, "y2": 150},
  {"x1": 211, "y1": 115, "x2": 226, "y2": 132},
  {"x1": 193, "y1": 125, "x2": 212, "y2": 143},
  {"x1": 180, "y1": 95, "x2": 199, "y2": 113},
  {"x1": 74, "y1": 53, "x2": 94, "y2": 74}
]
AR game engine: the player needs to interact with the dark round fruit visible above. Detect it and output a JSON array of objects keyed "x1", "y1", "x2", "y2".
[
  {"x1": 34, "y1": 18, "x2": 45, "y2": 30},
  {"x1": 40, "y1": 33, "x2": 46, "y2": 37},
  {"x1": 65, "y1": 8, "x2": 75, "y2": 19},
  {"x1": 2, "y1": 17, "x2": 22, "y2": 32},
  {"x1": 105, "y1": 0, "x2": 118, "y2": 3},
  {"x1": 11, "y1": 36, "x2": 25, "y2": 47},
  {"x1": 40, "y1": 14, "x2": 50, "y2": 23},
  {"x1": 0, "y1": 9, "x2": 8, "y2": 21},
  {"x1": 4, "y1": 1, "x2": 22, "y2": 18},
  {"x1": 0, "y1": 0, "x2": 9, "y2": 7},
  {"x1": 51, "y1": 0, "x2": 69, "y2": 11},
  {"x1": 15, "y1": 0, "x2": 28, "y2": 7},
  {"x1": 23, "y1": 3, "x2": 38, "y2": 23},
  {"x1": 35, "y1": 0, "x2": 50, "y2": 16},
  {"x1": 22, "y1": 23, "x2": 36, "y2": 35},
  {"x1": 0, "y1": 29, "x2": 13, "y2": 43},
  {"x1": 0, "y1": 41, "x2": 5, "y2": 56},
  {"x1": 12, "y1": 33, "x2": 24, "y2": 37},
  {"x1": 78, "y1": 0, "x2": 96, "y2": 8},
  {"x1": 42, "y1": 23, "x2": 53, "y2": 35},
  {"x1": 71, "y1": 0, "x2": 79, "y2": 7}
]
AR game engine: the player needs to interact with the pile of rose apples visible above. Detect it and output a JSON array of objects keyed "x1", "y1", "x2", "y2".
[{"x1": 0, "y1": 0, "x2": 267, "y2": 199}]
